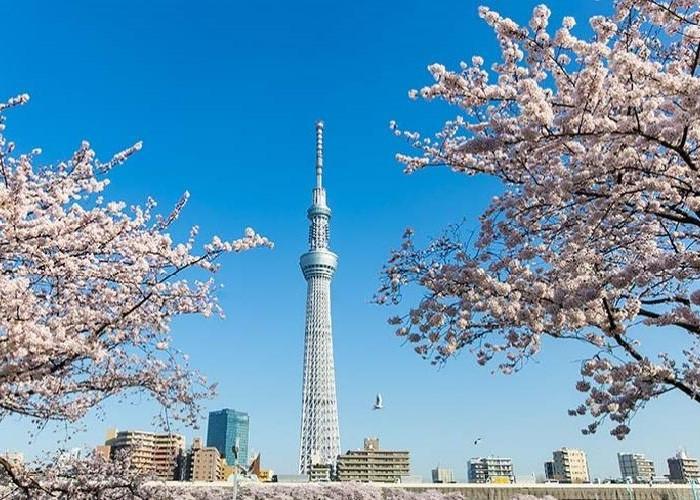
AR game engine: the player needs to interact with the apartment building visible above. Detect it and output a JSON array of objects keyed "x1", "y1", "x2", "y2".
[
  {"x1": 468, "y1": 457, "x2": 515, "y2": 484},
  {"x1": 185, "y1": 437, "x2": 225, "y2": 482},
  {"x1": 618, "y1": 453, "x2": 655, "y2": 483},
  {"x1": 336, "y1": 438, "x2": 410, "y2": 483},
  {"x1": 104, "y1": 429, "x2": 185, "y2": 480},
  {"x1": 552, "y1": 448, "x2": 589, "y2": 483},
  {"x1": 432, "y1": 467, "x2": 456, "y2": 483},
  {"x1": 668, "y1": 451, "x2": 700, "y2": 483},
  {"x1": 308, "y1": 463, "x2": 333, "y2": 482}
]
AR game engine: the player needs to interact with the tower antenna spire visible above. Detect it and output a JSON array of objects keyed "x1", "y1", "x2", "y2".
[{"x1": 315, "y1": 120, "x2": 324, "y2": 188}]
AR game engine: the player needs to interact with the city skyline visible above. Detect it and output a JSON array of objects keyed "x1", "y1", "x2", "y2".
[
  {"x1": 0, "y1": 0, "x2": 699, "y2": 483},
  {"x1": 12, "y1": 425, "x2": 699, "y2": 485}
]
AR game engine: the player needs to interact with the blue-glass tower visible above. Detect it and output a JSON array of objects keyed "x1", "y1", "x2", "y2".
[{"x1": 206, "y1": 409, "x2": 250, "y2": 466}]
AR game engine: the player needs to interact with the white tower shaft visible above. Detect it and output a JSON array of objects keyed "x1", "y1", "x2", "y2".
[{"x1": 298, "y1": 121, "x2": 341, "y2": 474}]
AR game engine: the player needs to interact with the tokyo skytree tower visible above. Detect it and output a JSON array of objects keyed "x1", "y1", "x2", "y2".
[{"x1": 298, "y1": 121, "x2": 341, "y2": 474}]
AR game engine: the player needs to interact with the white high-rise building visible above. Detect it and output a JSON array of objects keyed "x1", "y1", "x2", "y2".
[
  {"x1": 618, "y1": 452, "x2": 655, "y2": 482},
  {"x1": 298, "y1": 121, "x2": 341, "y2": 475},
  {"x1": 468, "y1": 457, "x2": 515, "y2": 483},
  {"x1": 432, "y1": 467, "x2": 456, "y2": 483}
]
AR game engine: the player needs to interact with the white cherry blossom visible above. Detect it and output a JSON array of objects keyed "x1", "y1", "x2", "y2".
[{"x1": 0, "y1": 94, "x2": 271, "y2": 493}]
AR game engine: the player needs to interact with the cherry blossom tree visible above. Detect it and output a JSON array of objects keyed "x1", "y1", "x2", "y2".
[
  {"x1": 107, "y1": 482, "x2": 466, "y2": 500},
  {"x1": 0, "y1": 476, "x2": 475, "y2": 500},
  {"x1": 378, "y1": 0, "x2": 700, "y2": 439},
  {"x1": 0, "y1": 94, "x2": 270, "y2": 495},
  {"x1": 0, "y1": 450, "x2": 169, "y2": 499},
  {"x1": 156, "y1": 482, "x2": 387, "y2": 500}
]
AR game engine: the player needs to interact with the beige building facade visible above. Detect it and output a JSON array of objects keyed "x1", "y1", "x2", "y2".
[
  {"x1": 336, "y1": 437, "x2": 410, "y2": 483},
  {"x1": 186, "y1": 437, "x2": 225, "y2": 482},
  {"x1": 552, "y1": 448, "x2": 589, "y2": 483},
  {"x1": 104, "y1": 429, "x2": 185, "y2": 480},
  {"x1": 309, "y1": 463, "x2": 333, "y2": 482}
]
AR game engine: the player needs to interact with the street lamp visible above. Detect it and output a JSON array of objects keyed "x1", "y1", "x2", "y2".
[
  {"x1": 690, "y1": 478, "x2": 698, "y2": 500},
  {"x1": 231, "y1": 438, "x2": 240, "y2": 500}
]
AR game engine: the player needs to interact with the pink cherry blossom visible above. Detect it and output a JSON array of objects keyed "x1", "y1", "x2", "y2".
[
  {"x1": 0, "y1": 455, "x2": 471, "y2": 499},
  {"x1": 379, "y1": 0, "x2": 700, "y2": 439}
]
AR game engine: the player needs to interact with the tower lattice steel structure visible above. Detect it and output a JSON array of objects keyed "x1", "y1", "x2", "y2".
[{"x1": 298, "y1": 121, "x2": 341, "y2": 474}]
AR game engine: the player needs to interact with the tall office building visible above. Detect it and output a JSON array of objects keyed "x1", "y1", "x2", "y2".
[
  {"x1": 336, "y1": 438, "x2": 410, "y2": 483},
  {"x1": 552, "y1": 448, "x2": 589, "y2": 483},
  {"x1": 467, "y1": 457, "x2": 515, "y2": 484},
  {"x1": 618, "y1": 453, "x2": 655, "y2": 483},
  {"x1": 104, "y1": 429, "x2": 185, "y2": 480},
  {"x1": 298, "y1": 121, "x2": 341, "y2": 474},
  {"x1": 206, "y1": 409, "x2": 250, "y2": 466},
  {"x1": 668, "y1": 451, "x2": 700, "y2": 483}
]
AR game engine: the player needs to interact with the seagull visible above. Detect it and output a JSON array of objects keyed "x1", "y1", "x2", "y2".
[
  {"x1": 373, "y1": 393, "x2": 383, "y2": 410},
  {"x1": 473, "y1": 437, "x2": 483, "y2": 446}
]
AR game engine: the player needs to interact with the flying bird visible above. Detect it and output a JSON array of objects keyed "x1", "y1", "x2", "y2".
[
  {"x1": 373, "y1": 393, "x2": 383, "y2": 410},
  {"x1": 473, "y1": 437, "x2": 483, "y2": 446}
]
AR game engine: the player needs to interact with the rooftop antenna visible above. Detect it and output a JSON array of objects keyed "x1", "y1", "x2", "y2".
[{"x1": 315, "y1": 120, "x2": 324, "y2": 189}]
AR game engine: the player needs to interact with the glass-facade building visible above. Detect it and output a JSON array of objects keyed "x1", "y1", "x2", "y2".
[{"x1": 206, "y1": 409, "x2": 250, "y2": 466}]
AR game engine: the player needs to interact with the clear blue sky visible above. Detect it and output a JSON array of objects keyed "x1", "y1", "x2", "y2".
[{"x1": 1, "y1": 0, "x2": 697, "y2": 482}]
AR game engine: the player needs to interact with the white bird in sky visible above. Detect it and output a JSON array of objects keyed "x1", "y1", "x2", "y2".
[{"x1": 373, "y1": 393, "x2": 383, "y2": 410}]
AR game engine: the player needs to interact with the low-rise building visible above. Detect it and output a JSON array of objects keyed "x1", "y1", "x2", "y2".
[
  {"x1": 309, "y1": 463, "x2": 333, "y2": 482},
  {"x1": 668, "y1": 451, "x2": 700, "y2": 483},
  {"x1": 273, "y1": 473, "x2": 309, "y2": 483},
  {"x1": 618, "y1": 453, "x2": 655, "y2": 483},
  {"x1": 398, "y1": 474, "x2": 424, "y2": 483},
  {"x1": 57, "y1": 448, "x2": 82, "y2": 464},
  {"x1": 257, "y1": 468, "x2": 274, "y2": 482},
  {"x1": 94, "y1": 445, "x2": 112, "y2": 461},
  {"x1": 432, "y1": 467, "x2": 455, "y2": 483},
  {"x1": 544, "y1": 461, "x2": 556, "y2": 481},
  {"x1": 468, "y1": 457, "x2": 515, "y2": 484},
  {"x1": 222, "y1": 463, "x2": 237, "y2": 480},
  {"x1": 336, "y1": 437, "x2": 410, "y2": 483},
  {"x1": 552, "y1": 448, "x2": 589, "y2": 484},
  {"x1": 245, "y1": 453, "x2": 273, "y2": 481}
]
